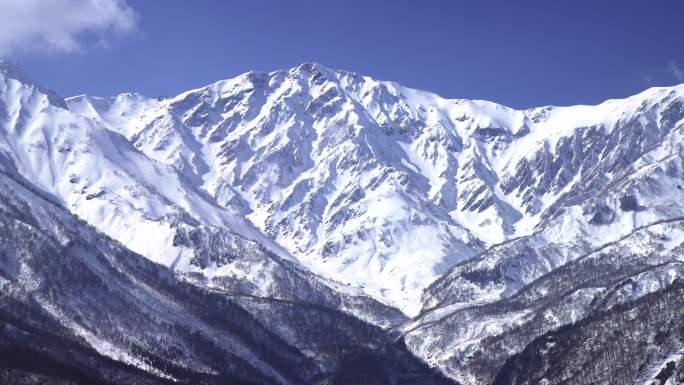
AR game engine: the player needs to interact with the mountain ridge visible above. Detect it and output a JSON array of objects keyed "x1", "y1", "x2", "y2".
[{"x1": 61, "y1": 62, "x2": 684, "y2": 314}]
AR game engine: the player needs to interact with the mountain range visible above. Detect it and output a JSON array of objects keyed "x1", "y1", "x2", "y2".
[{"x1": 1, "y1": 59, "x2": 683, "y2": 385}]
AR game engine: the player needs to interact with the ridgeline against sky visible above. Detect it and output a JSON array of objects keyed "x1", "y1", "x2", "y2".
[{"x1": 2, "y1": 0, "x2": 684, "y2": 108}]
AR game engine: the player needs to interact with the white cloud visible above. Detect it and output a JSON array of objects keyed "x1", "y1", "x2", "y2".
[
  {"x1": 667, "y1": 61, "x2": 684, "y2": 83},
  {"x1": 0, "y1": 0, "x2": 138, "y2": 55}
]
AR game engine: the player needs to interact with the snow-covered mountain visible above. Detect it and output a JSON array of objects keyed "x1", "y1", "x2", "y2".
[
  {"x1": 2, "y1": 58, "x2": 684, "y2": 384},
  {"x1": 0, "y1": 59, "x2": 405, "y2": 328},
  {"x1": 397, "y1": 80, "x2": 684, "y2": 382},
  {"x1": 0, "y1": 59, "x2": 282, "y2": 269},
  {"x1": 0, "y1": 145, "x2": 452, "y2": 384},
  {"x1": 65, "y1": 63, "x2": 486, "y2": 315},
  {"x1": 64, "y1": 62, "x2": 684, "y2": 316}
]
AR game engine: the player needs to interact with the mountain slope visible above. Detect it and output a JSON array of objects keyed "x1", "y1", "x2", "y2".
[
  {"x1": 66, "y1": 63, "x2": 487, "y2": 314},
  {"x1": 0, "y1": 142, "x2": 453, "y2": 385},
  {"x1": 3, "y1": 59, "x2": 684, "y2": 385},
  {"x1": 402, "y1": 218, "x2": 684, "y2": 384},
  {"x1": 68, "y1": 63, "x2": 684, "y2": 316},
  {"x1": 0, "y1": 59, "x2": 404, "y2": 327},
  {"x1": 492, "y1": 280, "x2": 684, "y2": 385},
  {"x1": 400, "y1": 82, "x2": 684, "y2": 383}
]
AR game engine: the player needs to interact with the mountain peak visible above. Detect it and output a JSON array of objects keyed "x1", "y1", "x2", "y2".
[
  {"x1": 0, "y1": 59, "x2": 68, "y2": 110},
  {"x1": 288, "y1": 62, "x2": 358, "y2": 82},
  {"x1": 0, "y1": 59, "x2": 31, "y2": 83},
  {"x1": 294, "y1": 61, "x2": 328, "y2": 72}
]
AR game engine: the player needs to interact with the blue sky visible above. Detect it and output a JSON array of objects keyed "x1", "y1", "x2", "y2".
[{"x1": 3, "y1": 0, "x2": 684, "y2": 108}]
